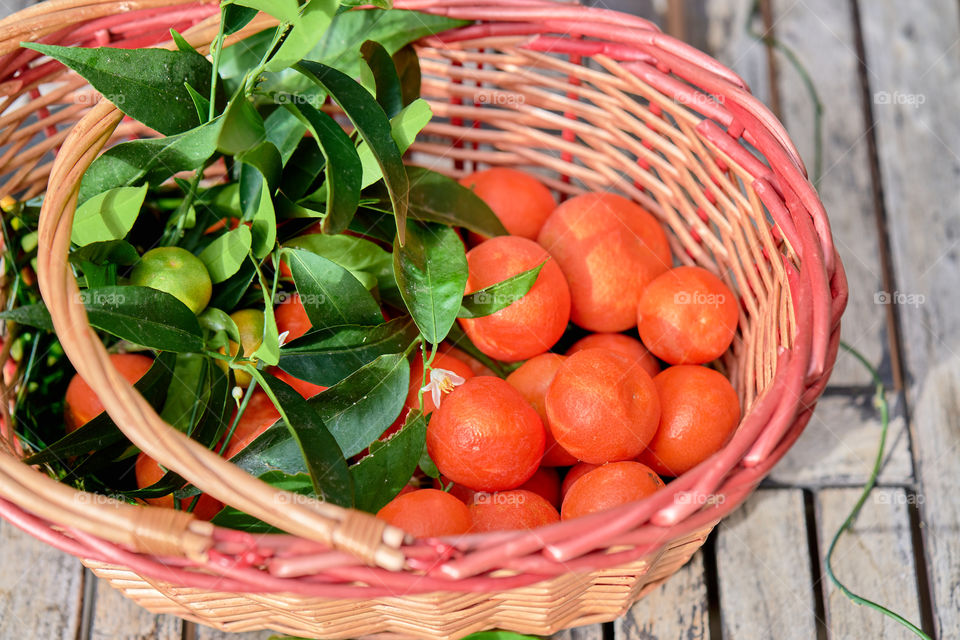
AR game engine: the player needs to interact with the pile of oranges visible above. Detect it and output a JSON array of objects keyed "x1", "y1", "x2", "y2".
[
  {"x1": 379, "y1": 168, "x2": 742, "y2": 536},
  {"x1": 64, "y1": 167, "x2": 741, "y2": 537}
]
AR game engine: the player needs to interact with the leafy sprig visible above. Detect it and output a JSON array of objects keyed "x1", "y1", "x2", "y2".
[{"x1": 3, "y1": 1, "x2": 550, "y2": 525}]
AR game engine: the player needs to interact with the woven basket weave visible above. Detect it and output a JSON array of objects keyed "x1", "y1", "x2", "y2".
[{"x1": 0, "y1": 1, "x2": 847, "y2": 638}]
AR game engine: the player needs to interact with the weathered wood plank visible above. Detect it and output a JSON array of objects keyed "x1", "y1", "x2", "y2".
[
  {"x1": 673, "y1": 1, "x2": 711, "y2": 54},
  {"x1": 0, "y1": 520, "x2": 85, "y2": 639},
  {"x1": 768, "y1": 390, "x2": 912, "y2": 486},
  {"x1": 858, "y1": 1, "x2": 960, "y2": 636},
  {"x1": 193, "y1": 623, "x2": 275, "y2": 639},
  {"x1": 703, "y1": 0, "x2": 771, "y2": 106},
  {"x1": 88, "y1": 573, "x2": 182, "y2": 640},
  {"x1": 817, "y1": 487, "x2": 923, "y2": 639},
  {"x1": 554, "y1": 621, "x2": 605, "y2": 640},
  {"x1": 614, "y1": 551, "x2": 709, "y2": 640},
  {"x1": 715, "y1": 489, "x2": 817, "y2": 639},
  {"x1": 0, "y1": 0, "x2": 36, "y2": 18},
  {"x1": 771, "y1": 0, "x2": 891, "y2": 386},
  {"x1": 585, "y1": 0, "x2": 661, "y2": 27}
]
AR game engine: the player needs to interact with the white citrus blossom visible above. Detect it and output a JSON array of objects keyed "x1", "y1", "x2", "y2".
[{"x1": 420, "y1": 367, "x2": 466, "y2": 408}]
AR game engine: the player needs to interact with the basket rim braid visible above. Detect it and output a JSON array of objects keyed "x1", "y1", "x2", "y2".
[{"x1": 0, "y1": 0, "x2": 846, "y2": 629}]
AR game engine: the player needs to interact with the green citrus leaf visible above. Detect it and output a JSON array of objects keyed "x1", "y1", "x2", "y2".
[
  {"x1": 84, "y1": 286, "x2": 204, "y2": 352},
  {"x1": 260, "y1": 370, "x2": 353, "y2": 506},
  {"x1": 68, "y1": 240, "x2": 139, "y2": 267},
  {"x1": 283, "y1": 233, "x2": 393, "y2": 293},
  {"x1": 198, "y1": 225, "x2": 252, "y2": 283},
  {"x1": 22, "y1": 43, "x2": 211, "y2": 135},
  {"x1": 183, "y1": 81, "x2": 211, "y2": 123},
  {"x1": 278, "y1": 139, "x2": 326, "y2": 202},
  {"x1": 78, "y1": 117, "x2": 222, "y2": 203},
  {"x1": 250, "y1": 180, "x2": 277, "y2": 259},
  {"x1": 294, "y1": 60, "x2": 409, "y2": 243},
  {"x1": 208, "y1": 259, "x2": 257, "y2": 311},
  {"x1": 361, "y1": 40, "x2": 403, "y2": 118},
  {"x1": 349, "y1": 207, "x2": 398, "y2": 244},
  {"x1": 265, "y1": 0, "x2": 338, "y2": 72},
  {"x1": 237, "y1": 140, "x2": 282, "y2": 190},
  {"x1": 251, "y1": 267, "x2": 281, "y2": 367},
  {"x1": 358, "y1": 98, "x2": 431, "y2": 188},
  {"x1": 278, "y1": 316, "x2": 418, "y2": 387},
  {"x1": 351, "y1": 409, "x2": 426, "y2": 513},
  {"x1": 405, "y1": 165, "x2": 508, "y2": 237},
  {"x1": 77, "y1": 260, "x2": 116, "y2": 288},
  {"x1": 228, "y1": 0, "x2": 299, "y2": 22},
  {"x1": 220, "y1": 10, "x2": 465, "y2": 100},
  {"x1": 189, "y1": 359, "x2": 233, "y2": 446},
  {"x1": 235, "y1": 144, "x2": 280, "y2": 260},
  {"x1": 282, "y1": 248, "x2": 382, "y2": 330},
  {"x1": 308, "y1": 352, "x2": 409, "y2": 458},
  {"x1": 0, "y1": 303, "x2": 52, "y2": 331},
  {"x1": 198, "y1": 307, "x2": 241, "y2": 348},
  {"x1": 393, "y1": 220, "x2": 468, "y2": 344},
  {"x1": 392, "y1": 44, "x2": 421, "y2": 108},
  {"x1": 222, "y1": 4, "x2": 258, "y2": 35},
  {"x1": 458, "y1": 261, "x2": 545, "y2": 319},
  {"x1": 264, "y1": 106, "x2": 308, "y2": 164},
  {"x1": 158, "y1": 353, "x2": 208, "y2": 433},
  {"x1": 71, "y1": 184, "x2": 147, "y2": 246},
  {"x1": 304, "y1": 10, "x2": 466, "y2": 78},
  {"x1": 170, "y1": 29, "x2": 198, "y2": 55},
  {"x1": 217, "y1": 93, "x2": 266, "y2": 155},
  {"x1": 285, "y1": 100, "x2": 362, "y2": 235}
]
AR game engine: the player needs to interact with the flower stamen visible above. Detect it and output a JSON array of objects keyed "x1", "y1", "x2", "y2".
[{"x1": 420, "y1": 367, "x2": 467, "y2": 409}]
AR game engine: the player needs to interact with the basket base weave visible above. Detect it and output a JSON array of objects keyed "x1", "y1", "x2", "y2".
[{"x1": 83, "y1": 526, "x2": 712, "y2": 639}]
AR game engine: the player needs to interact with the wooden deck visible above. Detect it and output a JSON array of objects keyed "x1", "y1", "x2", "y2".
[{"x1": 1, "y1": 0, "x2": 957, "y2": 638}]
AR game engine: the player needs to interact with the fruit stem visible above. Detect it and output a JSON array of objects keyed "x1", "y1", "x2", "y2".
[
  {"x1": 242, "y1": 365, "x2": 290, "y2": 428},
  {"x1": 208, "y1": 4, "x2": 227, "y2": 124},
  {"x1": 825, "y1": 341, "x2": 932, "y2": 639},
  {"x1": 182, "y1": 493, "x2": 201, "y2": 514},
  {"x1": 416, "y1": 340, "x2": 438, "y2": 411},
  {"x1": 402, "y1": 335, "x2": 423, "y2": 359},
  {"x1": 444, "y1": 324, "x2": 509, "y2": 378},
  {"x1": 161, "y1": 172, "x2": 202, "y2": 245},
  {"x1": 160, "y1": 3, "x2": 230, "y2": 247},
  {"x1": 243, "y1": 21, "x2": 291, "y2": 98},
  {"x1": 217, "y1": 375, "x2": 258, "y2": 457}
]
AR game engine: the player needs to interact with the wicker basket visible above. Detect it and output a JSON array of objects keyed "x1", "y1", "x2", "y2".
[{"x1": 0, "y1": 1, "x2": 847, "y2": 638}]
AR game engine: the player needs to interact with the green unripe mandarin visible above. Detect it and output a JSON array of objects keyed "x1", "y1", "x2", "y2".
[
  {"x1": 217, "y1": 308, "x2": 265, "y2": 388},
  {"x1": 129, "y1": 247, "x2": 212, "y2": 315}
]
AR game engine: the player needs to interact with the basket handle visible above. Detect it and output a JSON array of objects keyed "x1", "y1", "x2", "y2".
[
  {"x1": 25, "y1": 11, "x2": 409, "y2": 571},
  {"x1": 0, "y1": 451, "x2": 213, "y2": 560}
]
